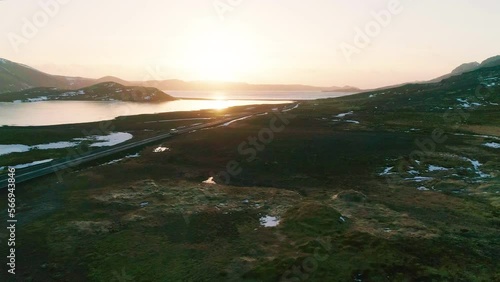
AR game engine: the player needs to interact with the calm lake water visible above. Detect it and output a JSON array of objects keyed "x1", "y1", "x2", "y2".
[
  {"x1": 0, "y1": 99, "x2": 293, "y2": 126},
  {"x1": 167, "y1": 90, "x2": 357, "y2": 100},
  {"x1": 0, "y1": 91, "x2": 357, "y2": 126}
]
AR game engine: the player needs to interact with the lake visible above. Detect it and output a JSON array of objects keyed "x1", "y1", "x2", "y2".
[
  {"x1": 0, "y1": 91, "x2": 357, "y2": 126},
  {"x1": 166, "y1": 90, "x2": 357, "y2": 100},
  {"x1": 0, "y1": 99, "x2": 293, "y2": 126}
]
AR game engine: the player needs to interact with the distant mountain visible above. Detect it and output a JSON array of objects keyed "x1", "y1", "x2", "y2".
[
  {"x1": 0, "y1": 58, "x2": 70, "y2": 93},
  {"x1": 0, "y1": 82, "x2": 176, "y2": 103},
  {"x1": 369, "y1": 55, "x2": 500, "y2": 92},
  {"x1": 479, "y1": 55, "x2": 500, "y2": 69},
  {"x1": 430, "y1": 55, "x2": 500, "y2": 83},
  {"x1": 322, "y1": 85, "x2": 361, "y2": 92},
  {"x1": 451, "y1": 62, "x2": 480, "y2": 75},
  {"x1": 0, "y1": 58, "x2": 361, "y2": 94}
]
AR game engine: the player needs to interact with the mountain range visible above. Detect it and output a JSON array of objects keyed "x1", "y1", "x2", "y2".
[
  {"x1": 0, "y1": 58, "x2": 360, "y2": 94},
  {"x1": 429, "y1": 55, "x2": 500, "y2": 83},
  {"x1": 1, "y1": 55, "x2": 500, "y2": 95}
]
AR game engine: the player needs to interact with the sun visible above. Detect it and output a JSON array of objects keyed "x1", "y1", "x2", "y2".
[
  {"x1": 212, "y1": 99, "x2": 229, "y2": 110},
  {"x1": 182, "y1": 28, "x2": 258, "y2": 81}
]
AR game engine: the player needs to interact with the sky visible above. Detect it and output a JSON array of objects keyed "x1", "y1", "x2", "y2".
[{"x1": 1, "y1": 0, "x2": 499, "y2": 89}]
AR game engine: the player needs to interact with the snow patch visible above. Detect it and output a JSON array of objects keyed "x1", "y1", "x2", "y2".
[
  {"x1": 462, "y1": 157, "x2": 489, "y2": 178},
  {"x1": 34, "y1": 141, "x2": 79, "y2": 150},
  {"x1": 27, "y1": 96, "x2": 48, "y2": 102},
  {"x1": 260, "y1": 215, "x2": 280, "y2": 227},
  {"x1": 0, "y1": 145, "x2": 31, "y2": 156},
  {"x1": 345, "y1": 120, "x2": 360, "y2": 124},
  {"x1": 335, "y1": 111, "x2": 353, "y2": 118},
  {"x1": 202, "y1": 177, "x2": 216, "y2": 185},
  {"x1": 153, "y1": 147, "x2": 169, "y2": 153},
  {"x1": 87, "y1": 132, "x2": 133, "y2": 147},
  {"x1": 12, "y1": 159, "x2": 53, "y2": 169},
  {"x1": 0, "y1": 132, "x2": 132, "y2": 156},
  {"x1": 404, "y1": 176, "x2": 433, "y2": 182},
  {"x1": 428, "y1": 165, "x2": 448, "y2": 172},
  {"x1": 484, "y1": 142, "x2": 500, "y2": 149},
  {"x1": 379, "y1": 166, "x2": 393, "y2": 176}
]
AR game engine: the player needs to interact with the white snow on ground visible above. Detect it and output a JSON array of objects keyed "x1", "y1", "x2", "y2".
[
  {"x1": 453, "y1": 133, "x2": 500, "y2": 141},
  {"x1": 345, "y1": 120, "x2": 360, "y2": 124},
  {"x1": 404, "y1": 176, "x2": 433, "y2": 182},
  {"x1": 456, "y1": 98, "x2": 471, "y2": 108},
  {"x1": 88, "y1": 132, "x2": 133, "y2": 147},
  {"x1": 153, "y1": 147, "x2": 169, "y2": 153},
  {"x1": 12, "y1": 159, "x2": 53, "y2": 169},
  {"x1": 379, "y1": 166, "x2": 394, "y2": 176},
  {"x1": 0, "y1": 145, "x2": 31, "y2": 156},
  {"x1": 60, "y1": 90, "x2": 86, "y2": 97},
  {"x1": 202, "y1": 177, "x2": 216, "y2": 184},
  {"x1": 484, "y1": 142, "x2": 500, "y2": 149},
  {"x1": 0, "y1": 132, "x2": 134, "y2": 156},
  {"x1": 27, "y1": 96, "x2": 48, "y2": 102},
  {"x1": 417, "y1": 186, "x2": 430, "y2": 191},
  {"x1": 428, "y1": 165, "x2": 448, "y2": 172},
  {"x1": 222, "y1": 115, "x2": 253, "y2": 126},
  {"x1": 335, "y1": 111, "x2": 353, "y2": 118},
  {"x1": 34, "y1": 141, "x2": 79, "y2": 150},
  {"x1": 61, "y1": 92, "x2": 75, "y2": 97},
  {"x1": 259, "y1": 215, "x2": 280, "y2": 227},
  {"x1": 462, "y1": 157, "x2": 490, "y2": 178}
]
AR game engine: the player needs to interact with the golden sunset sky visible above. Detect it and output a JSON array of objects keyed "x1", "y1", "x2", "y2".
[{"x1": 1, "y1": 0, "x2": 499, "y2": 88}]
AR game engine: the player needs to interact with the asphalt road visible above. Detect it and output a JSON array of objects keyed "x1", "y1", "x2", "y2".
[{"x1": 0, "y1": 112, "x2": 268, "y2": 189}]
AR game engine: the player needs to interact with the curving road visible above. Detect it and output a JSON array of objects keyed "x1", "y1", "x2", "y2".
[{"x1": 0, "y1": 112, "x2": 263, "y2": 189}]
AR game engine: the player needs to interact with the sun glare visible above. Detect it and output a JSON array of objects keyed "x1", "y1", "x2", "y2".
[
  {"x1": 183, "y1": 28, "x2": 258, "y2": 81},
  {"x1": 212, "y1": 99, "x2": 229, "y2": 110}
]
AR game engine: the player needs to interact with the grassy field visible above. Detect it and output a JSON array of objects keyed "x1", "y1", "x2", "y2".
[{"x1": 0, "y1": 68, "x2": 499, "y2": 281}]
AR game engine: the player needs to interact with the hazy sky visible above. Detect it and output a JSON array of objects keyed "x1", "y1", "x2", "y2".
[{"x1": 1, "y1": 0, "x2": 499, "y2": 88}]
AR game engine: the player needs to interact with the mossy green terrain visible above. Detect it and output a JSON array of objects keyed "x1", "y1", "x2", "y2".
[{"x1": 0, "y1": 67, "x2": 499, "y2": 281}]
